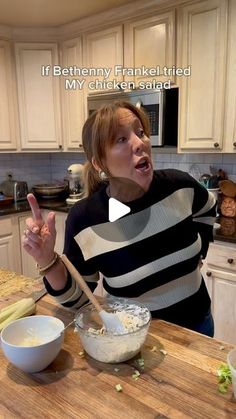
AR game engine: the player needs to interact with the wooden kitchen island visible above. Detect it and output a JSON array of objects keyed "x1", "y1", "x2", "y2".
[{"x1": 0, "y1": 293, "x2": 236, "y2": 418}]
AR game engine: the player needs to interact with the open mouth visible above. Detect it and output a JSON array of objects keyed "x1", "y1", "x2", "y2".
[{"x1": 135, "y1": 158, "x2": 150, "y2": 172}]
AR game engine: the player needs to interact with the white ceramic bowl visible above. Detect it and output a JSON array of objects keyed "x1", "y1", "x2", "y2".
[
  {"x1": 75, "y1": 298, "x2": 151, "y2": 363},
  {"x1": 1, "y1": 315, "x2": 64, "y2": 373}
]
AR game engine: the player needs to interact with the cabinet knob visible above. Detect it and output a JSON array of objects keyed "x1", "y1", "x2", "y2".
[
  {"x1": 227, "y1": 258, "x2": 234, "y2": 264},
  {"x1": 79, "y1": 144, "x2": 83, "y2": 148},
  {"x1": 59, "y1": 145, "x2": 62, "y2": 150},
  {"x1": 214, "y1": 142, "x2": 219, "y2": 148},
  {"x1": 233, "y1": 142, "x2": 236, "y2": 148},
  {"x1": 206, "y1": 271, "x2": 212, "y2": 277}
]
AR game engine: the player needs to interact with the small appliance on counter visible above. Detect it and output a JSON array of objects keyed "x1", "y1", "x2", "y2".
[
  {"x1": 32, "y1": 182, "x2": 68, "y2": 199},
  {"x1": 0, "y1": 179, "x2": 28, "y2": 202},
  {"x1": 66, "y1": 164, "x2": 84, "y2": 205}
]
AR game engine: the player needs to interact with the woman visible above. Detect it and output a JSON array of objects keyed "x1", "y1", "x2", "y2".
[{"x1": 22, "y1": 101, "x2": 216, "y2": 336}]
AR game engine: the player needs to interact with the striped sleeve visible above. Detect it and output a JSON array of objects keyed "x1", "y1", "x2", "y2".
[
  {"x1": 191, "y1": 178, "x2": 217, "y2": 258},
  {"x1": 43, "y1": 208, "x2": 99, "y2": 310}
]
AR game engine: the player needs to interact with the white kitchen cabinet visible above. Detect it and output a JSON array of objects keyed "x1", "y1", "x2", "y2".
[
  {"x1": 15, "y1": 43, "x2": 62, "y2": 150},
  {"x1": 60, "y1": 37, "x2": 85, "y2": 150},
  {"x1": 204, "y1": 269, "x2": 236, "y2": 344},
  {"x1": 202, "y1": 242, "x2": 236, "y2": 344},
  {"x1": 206, "y1": 242, "x2": 236, "y2": 275},
  {"x1": 0, "y1": 40, "x2": 19, "y2": 150},
  {"x1": 1, "y1": 0, "x2": 236, "y2": 155},
  {"x1": 124, "y1": 10, "x2": 175, "y2": 87},
  {"x1": 177, "y1": 0, "x2": 227, "y2": 152},
  {"x1": 224, "y1": 0, "x2": 236, "y2": 153},
  {"x1": 0, "y1": 216, "x2": 22, "y2": 273},
  {"x1": 83, "y1": 25, "x2": 123, "y2": 96}
]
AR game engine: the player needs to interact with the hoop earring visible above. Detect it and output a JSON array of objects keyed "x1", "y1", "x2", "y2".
[{"x1": 99, "y1": 170, "x2": 108, "y2": 181}]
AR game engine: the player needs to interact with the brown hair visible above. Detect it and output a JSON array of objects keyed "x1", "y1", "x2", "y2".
[{"x1": 82, "y1": 101, "x2": 150, "y2": 196}]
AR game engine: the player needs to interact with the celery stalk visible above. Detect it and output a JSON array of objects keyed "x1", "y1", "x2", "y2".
[{"x1": 0, "y1": 298, "x2": 36, "y2": 331}]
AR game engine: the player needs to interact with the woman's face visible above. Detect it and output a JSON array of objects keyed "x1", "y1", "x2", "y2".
[{"x1": 103, "y1": 108, "x2": 153, "y2": 194}]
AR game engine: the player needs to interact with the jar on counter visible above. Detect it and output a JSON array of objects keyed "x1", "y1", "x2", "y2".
[
  {"x1": 219, "y1": 217, "x2": 236, "y2": 236},
  {"x1": 220, "y1": 195, "x2": 236, "y2": 218}
]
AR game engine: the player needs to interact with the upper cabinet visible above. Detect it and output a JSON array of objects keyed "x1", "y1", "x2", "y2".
[
  {"x1": 224, "y1": 0, "x2": 236, "y2": 152},
  {"x1": 83, "y1": 25, "x2": 123, "y2": 95},
  {"x1": 0, "y1": 40, "x2": 19, "y2": 150},
  {"x1": 177, "y1": 0, "x2": 227, "y2": 152},
  {"x1": 124, "y1": 11, "x2": 175, "y2": 87},
  {"x1": 60, "y1": 37, "x2": 84, "y2": 150},
  {"x1": 0, "y1": 0, "x2": 236, "y2": 154},
  {"x1": 15, "y1": 43, "x2": 62, "y2": 150}
]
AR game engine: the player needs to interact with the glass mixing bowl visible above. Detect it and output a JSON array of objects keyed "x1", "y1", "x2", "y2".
[{"x1": 74, "y1": 297, "x2": 151, "y2": 363}]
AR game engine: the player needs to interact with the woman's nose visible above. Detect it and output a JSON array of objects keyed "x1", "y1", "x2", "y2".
[{"x1": 131, "y1": 133, "x2": 144, "y2": 153}]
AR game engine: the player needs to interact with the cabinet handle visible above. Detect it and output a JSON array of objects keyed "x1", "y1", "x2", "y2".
[
  {"x1": 233, "y1": 142, "x2": 236, "y2": 148},
  {"x1": 206, "y1": 271, "x2": 212, "y2": 277},
  {"x1": 227, "y1": 258, "x2": 234, "y2": 264},
  {"x1": 214, "y1": 142, "x2": 219, "y2": 148}
]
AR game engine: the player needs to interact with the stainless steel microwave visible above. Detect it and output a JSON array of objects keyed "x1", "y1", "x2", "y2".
[{"x1": 87, "y1": 87, "x2": 178, "y2": 147}]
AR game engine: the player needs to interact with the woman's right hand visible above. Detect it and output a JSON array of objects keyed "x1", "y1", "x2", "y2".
[{"x1": 22, "y1": 193, "x2": 57, "y2": 267}]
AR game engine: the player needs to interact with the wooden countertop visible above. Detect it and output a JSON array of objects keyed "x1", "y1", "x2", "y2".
[
  {"x1": 0, "y1": 293, "x2": 236, "y2": 418},
  {"x1": 0, "y1": 268, "x2": 44, "y2": 299}
]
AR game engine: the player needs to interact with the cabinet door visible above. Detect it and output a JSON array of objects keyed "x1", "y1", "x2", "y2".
[
  {"x1": 206, "y1": 269, "x2": 236, "y2": 344},
  {"x1": 0, "y1": 40, "x2": 19, "y2": 150},
  {"x1": 61, "y1": 38, "x2": 85, "y2": 150},
  {"x1": 0, "y1": 217, "x2": 21, "y2": 273},
  {"x1": 201, "y1": 262, "x2": 213, "y2": 298},
  {"x1": 206, "y1": 242, "x2": 236, "y2": 274},
  {"x1": 124, "y1": 11, "x2": 175, "y2": 87},
  {"x1": 177, "y1": 0, "x2": 227, "y2": 151},
  {"x1": 15, "y1": 43, "x2": 62, "y2": 150},
  {"x1": 83, "y1": 26, "x2": 123, "y2": 95},
  {"x1": 224, "y1": 0, "x2": 236, "y2": 153}
]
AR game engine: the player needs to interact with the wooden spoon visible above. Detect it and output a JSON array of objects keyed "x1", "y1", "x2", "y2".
[{"x1": 60, "y1": 254, "x2": 126, "y2": 334}]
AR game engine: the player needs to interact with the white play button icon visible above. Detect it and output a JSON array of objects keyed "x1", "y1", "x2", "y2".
[
  {"x1": 90, "y1": 176, "x2": 151, "y2": 241},
  {"x1": 108, "y1": 197, "x2": 131, "y2": 222}
]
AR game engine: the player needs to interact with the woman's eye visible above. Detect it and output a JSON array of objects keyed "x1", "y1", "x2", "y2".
[
  {"x1": 117, "y1": 137, "x2": 127, "y2": 143},
  {"x1": 137, "y1": 129, "x2": 145, "y2": 138}
]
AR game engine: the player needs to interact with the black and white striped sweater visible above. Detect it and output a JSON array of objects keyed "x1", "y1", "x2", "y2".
[{"x1": 44, "y1": 169, "x2": 216, "y2": 328}]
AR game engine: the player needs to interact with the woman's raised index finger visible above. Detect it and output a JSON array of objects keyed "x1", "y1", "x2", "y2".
[{"x1": 27, "y1": 193, "x2": 43, "y2": 226}]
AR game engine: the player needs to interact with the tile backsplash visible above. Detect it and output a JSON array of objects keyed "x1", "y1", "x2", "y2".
[
  {"x1": 152, "y1": 152, "x2": 236, "y2": 182},
  {"x1": 0, "y1": 152, "x2": 235, "y2": 190},
  {"x1": 0, "y1": 153, "x2": 85, "y2": 189}
]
